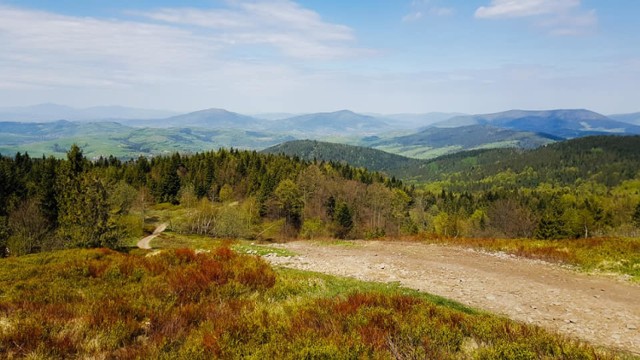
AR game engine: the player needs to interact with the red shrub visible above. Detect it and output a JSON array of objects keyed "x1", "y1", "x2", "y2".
[
  {"x1": 234, "y1": 258, "x2": 276, "y2": 290},
  {"x1": 214, "y1": 246, "x2": 235, "y2": 261},
  {"x1": 167, "y1": 266, "x2": 211, "y2": 303},
  {"x1": 199, "y1": 258, "x2": 228, "y2": 286},
  {"x1": 174, "y1": 248, "x2": 197, "y2": 263},
  {"x1": 87, "y1": 259, "x2": 109, "y2": 278}
]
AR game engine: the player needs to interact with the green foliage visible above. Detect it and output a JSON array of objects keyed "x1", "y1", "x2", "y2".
[
  {"x1": 57, "y1": 175, "x2": 117, "y2": 249},
  {"x1": 300, "y1": 217, "x2": 326, "y2": 239},
  {"x1": 334, "y1": 202, "x2": 354, "y2": 239},
  {"x1": 274, "y1": 179, "x2": 304, "y2": 234},
  {"x1": 6, "y1": 199, "x2": 49, "y2": 255},
  {"x1": 0, "y1": 248, "x2": 619, "y2": 359}
]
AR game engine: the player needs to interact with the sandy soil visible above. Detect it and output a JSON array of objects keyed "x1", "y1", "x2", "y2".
[{"x1": 264, "y1": 240, "x2": 640, "y2": 354}]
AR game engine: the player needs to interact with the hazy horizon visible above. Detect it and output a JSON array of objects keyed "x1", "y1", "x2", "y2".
[{"x1": 1, "y1": 1, "x2": 639, "y2": 115}]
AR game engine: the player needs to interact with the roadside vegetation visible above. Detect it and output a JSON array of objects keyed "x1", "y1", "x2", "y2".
[{"x1": 0, "y1": 246, "x2": 626, "y2": 359}]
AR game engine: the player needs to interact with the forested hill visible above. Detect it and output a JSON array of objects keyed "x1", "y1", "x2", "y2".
[
  {"x1": 421, "y1": 135, "x2": 640, "y2": 188},
  {"x1": 262, "y1": 140, "x2": 421, "y2": 174},
  {"x1": 265, "y1": 136, "x2": 640, "y2": 189}
]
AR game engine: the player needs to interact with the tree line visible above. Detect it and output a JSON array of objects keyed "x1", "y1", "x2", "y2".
[{"x1": 1, "y1": 140, "x2": 639, "y2": 257}]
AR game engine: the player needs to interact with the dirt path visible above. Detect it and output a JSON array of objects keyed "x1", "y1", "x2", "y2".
[
  {"x1": 265, "y1": 241, "x2": 640, "y2": 354},
  {"x1": 136, "y1": 223, "x2": 167, "y2": 250}
]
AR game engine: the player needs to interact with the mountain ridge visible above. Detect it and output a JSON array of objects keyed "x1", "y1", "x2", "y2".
[{"x1": 432, "y1": 109, "x2": 640, "y2": 138}]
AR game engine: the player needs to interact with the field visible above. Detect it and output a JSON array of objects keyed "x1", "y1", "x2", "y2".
[{"x1": 0, "y1": 243, "x2": 628, "y2": 359}]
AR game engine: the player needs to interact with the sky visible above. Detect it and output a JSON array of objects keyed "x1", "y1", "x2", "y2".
[{"x1": 0, "y1": 0, "x2": 639, "y2": 114}]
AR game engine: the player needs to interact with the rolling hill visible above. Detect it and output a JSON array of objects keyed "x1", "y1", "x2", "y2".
[
  {"x1": 124, "y1": 108, "x2": 264, "y2": 129},
  {"x1": 368, "y1": 112, "x2": 465, "y2": 129},
  {"x1": 273, "y1": 110, "x2": 393, "y2": 135},
  {"x1": 264, "y1": 136, "x2": 640, "y2": 186},
  {"x1": 0, "y1": 120, "x2": 294, "y2": 159},
  {"x1": 262, "y1": 140, "x2": 420, "y2": 174}
]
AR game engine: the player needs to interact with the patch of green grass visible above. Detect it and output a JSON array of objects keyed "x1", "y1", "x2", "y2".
[
  {"x1": 232, "y1": 242, "x2": 296, "y2": 257},
  {"x1": 311, "y1": 239, "x2": 361, "y2": 247},
  {"x1": 150, "y1": 231, "x2": 295, "y2": 257},
  {"x1": 151, "y1": 232, "x2": 221, "y2": 250}
]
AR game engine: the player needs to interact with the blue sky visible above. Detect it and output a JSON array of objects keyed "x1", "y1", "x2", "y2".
[{"x1": 0, "y1": 0, "x2": 638, "y2": 114}]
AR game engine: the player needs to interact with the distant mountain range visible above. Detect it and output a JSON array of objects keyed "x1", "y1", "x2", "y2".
[
  {"x1": 0, "y1": 104, "x2": 178, "y2": 122},
  {"x1": 2, "y1": 104, "x2": 640, "y2": 162},
  {"x1": 123, "y1": 108, "x2": 262, "y2": 129},
  {"x1": 432, "y1": 109, "x2": 640, "y2": 138},
  {"x1": 269, "y1": 110, "x2": 393, "y2": 135}
]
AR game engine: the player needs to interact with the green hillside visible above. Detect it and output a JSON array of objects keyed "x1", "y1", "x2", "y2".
[
  {"x1": 261, "y1": 136, "x2": 640, "y2": 188},
  {"x1": 0, "y1": 121, "x2": 294, "y2": 159},
  {"x1": 421, "y1": 135, "x2": 640, "y2": 187},
  {"x1": 262, "y1": 139, "x2": 420, "y2": 174}
]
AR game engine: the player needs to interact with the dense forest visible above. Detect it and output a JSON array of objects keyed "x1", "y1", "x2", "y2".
[
  {"x1": 0, "y1": 145, "x2": 407, "y2": 256},
  {"x1": 1, "y1": 136, "x2": 640, "y2": 257}
]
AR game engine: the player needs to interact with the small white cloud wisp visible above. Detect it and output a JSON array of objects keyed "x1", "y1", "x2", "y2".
[{"x1": 474, "y1": 0, "x2": 597, "y2": 36}]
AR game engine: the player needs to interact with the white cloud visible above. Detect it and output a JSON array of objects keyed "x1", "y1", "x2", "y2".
[
  {"x1": 138, "y1": 1, "x2": 363, "y2": 60},
  {"x1": 402, "y1": 11, "x2": 424, "y2": 23},
  {"x1": 0, "y1": 1, "x2": 372, "y2": 109},
  {"x1": 403, "y1": 0, "x2": 453, "y2": 22},
  {"x1": 475, "y1": 0, "x2": 596, "y2": 36},
  {"x1": 475, "y1": 0, "x2": 580, "y2": 18}
]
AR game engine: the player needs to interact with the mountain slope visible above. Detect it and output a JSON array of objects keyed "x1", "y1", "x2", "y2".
[
  {"x1": 262, "y1": 140, "x2": 420, "y2": 174},
  {"x1": 419, "y1": 135, "x2": 640, "y2": 187},
  {"x1": 433, "y1": 109, "x2": 640, "y2": 138},
  {"x1": 274, "y1": 110, "x2": 392, "y2": 135},
  {"x1": 367, "y1": 112, "x2": 465, "y2": 129},
  {"x1": 125, "y1": 108, "x2": 263, "y2": 129},
  {"x1": 608, "y1": 112, "x2": 640, "y2": 125},
  {"x1": 264, "y1": 135, "x2": 640, "y2": 188}
]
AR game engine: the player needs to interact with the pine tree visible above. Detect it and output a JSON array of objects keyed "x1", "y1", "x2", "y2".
[{"x1": 334, "y1": 202, "x2": 353, "y2": 239}]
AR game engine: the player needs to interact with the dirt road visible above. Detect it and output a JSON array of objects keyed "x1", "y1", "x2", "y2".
[
  {"x1": 136, "y1": 223, "x2": 167, "y2": 250},
  {"x1": 265, "y1": 241, "x2": 640, "y2": 354}
]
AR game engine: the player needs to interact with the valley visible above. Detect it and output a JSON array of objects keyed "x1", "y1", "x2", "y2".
[{"x1": 1, "y1": 105, "x2": 640, "y2": 358}]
